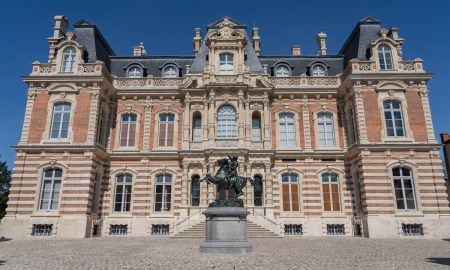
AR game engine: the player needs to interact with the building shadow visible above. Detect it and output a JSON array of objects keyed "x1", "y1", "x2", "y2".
[
  {"x1": 0, "y1": 238, "x2": 11, "y2": 242},
  {"x1": 441, "y1": 239, "x2": 450, "y2": 242},
  {"x1": 0, "y1": 260, "x2": 6, "y2": 265},
  {"x1": 426, "y1": 258, "x2": 450, "y2": 266}
]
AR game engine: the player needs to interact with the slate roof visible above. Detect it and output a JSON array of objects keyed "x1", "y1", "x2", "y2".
[{"x1": 69, "y1": 16, "x2": 384, "y2": 78}]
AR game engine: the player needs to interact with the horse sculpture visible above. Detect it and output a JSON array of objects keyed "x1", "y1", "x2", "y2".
[{"x1": 201, "y1": 156, "x2": 254, "y2": 206}]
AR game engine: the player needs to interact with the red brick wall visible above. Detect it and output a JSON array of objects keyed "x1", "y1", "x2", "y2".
[
  {"x1": 72, "y1": 91, "x2": 91, "y2": 144},
  {"x1": 406, "y1": 90, "x2": 427, "y2": 142},
  {"x1": 28, "y1": 92, "x2": 50, "y2": 143},
  {"x1": 363, "y1": 91, "x2": 382, "y2": 142}
]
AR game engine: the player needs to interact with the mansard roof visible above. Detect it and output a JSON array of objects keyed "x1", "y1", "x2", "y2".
[
  {"x1": 110, "y1": 56, "x2": 195, "y2": 77},
  {"x1": 259, "y1": 55, "x2": 344, "y2": 76}
]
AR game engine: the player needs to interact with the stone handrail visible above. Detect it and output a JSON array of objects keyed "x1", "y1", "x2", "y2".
[
  {"x1": 113, "y1": 77, "x2": 184, "y2": 89},
  {"x1": 30, "y1": 61, "x2": 109, "y2": 77},
  {"x1": 271, "y1": 76, "x2": 340, "y2": 88},
  {"x1": 345, "y1": 58, "x2": 424, "y2": 75}
]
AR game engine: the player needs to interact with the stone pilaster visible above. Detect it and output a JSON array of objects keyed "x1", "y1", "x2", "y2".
[
  {"x1": 246, "y1": 163, "x2": 253, "y2": 207},
  {"x1": 418, "y1": 83, "x2": 437, "y2": 143},
  {"x1": 86, "y1": 87, "x2": 100, "y2": 145},
  {"x1": 182, "y1": 94, "x2": 191, "y2": 148},
  {"x1": 264, "y1": 162, "x2": 273, "y2": 206},
  {"x1": 181, "y1": 162, "x2": 189, "y2": 207},
  {"x1": 201, "y1": 163, "x2": 208, "y2": 207},
  {"x1": 263, "y1": 94, "x2": 271, "y2": 149},
  {"x1": 353, "y1": 85, "x2": 368, "y2": 143},
  {"x1": 142, "y1": 98, "x2": 152, "y2": 151},
  {"x1": 238, "y1": 89, "x2": 245, "y2": 146},
  {"x1": 302, "y1": 98, "x2": 312, "y2": 151},
  {"x1": 19, "y1": 89, "x2": 37, "y2": 145},
  {"x1": 207, "y1": 161, "x2": 215, "y2": 203}
]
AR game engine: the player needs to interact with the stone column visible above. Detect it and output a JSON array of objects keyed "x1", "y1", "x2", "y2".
[
  {"x1": 19, "y1": 89, "x2": 37, "y2": 145},
  {"x1": 246, "y1": 163, "x2": 254, "y2": 207},
  {"x1": 264, "y1": 162, "x2": 273, "y2": 206},
  {"x1": 418, "y1": 83, "x2": 437, "y2": 143},
  {"x1": 181, "y1": 162, "x2": 189, "y2": 208},
  {"x1": 202, "y1": 95, "x2": 208, "y2": 141},
  {"x1": 208, "y1": 91, "x2": 216, "y2": 145},
  {"x1": 238, "y1": 89, "x2": 245, "y2": 146},
  {"x1": 207, "y1": 161, "x2": 216, "y2": 203},
  {"x1": 263, "y1": 94, "x2": 271, "y2": 149},
  {"x1": 201, "y1": 163, "x2": 208, "y2": 207},
  {"x1": 244, "y1": 99, "x2": 251, "y2": 144},
  {"x1": 302, "y1": 98, "x2": 312, "y2": 151},
  {"x1": 142, "y1": 98, "x2": 152, "y2": 151},
  {"x1": 353, "y1": 85, "x2": 368, "y2": 143},
  {"x1": 182, "y1": 94, "x2": 191, "y2": 148},
  {"x1": 86, "y1": 87, "x2": 100, "y2": 145}
]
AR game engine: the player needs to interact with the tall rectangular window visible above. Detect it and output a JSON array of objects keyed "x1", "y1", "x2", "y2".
[
  {"x1": 192, "y1": 114, "x2": 202, "y2": 142},
  {"x1": 159, "y1": 113, "x2": 175, "y2": 147},
  {"x1": 378, "y1": 45, "x2": 393, "y2": 70},
  {"x1": 61, "y1": 47, "x2": 76, "y2": 72},
  {"x1": 282, "y1": 173, "x2": 300, "y2": 211},
  {"x1": 279, "y1": 113, "x2": 296, "y2": 147},
  {"x1": 219, "y1": 53, "x2": 234, "y2": 75},
  {"x1": 317, "y1": 112, "x2": 335, "y2": 147},
  {"x1": 191, "y1": 176, "x2": 200, "y2": 207},
  {"x1": 120, "y1": 113, "x2": 137, "y2": 147},
  {"x1": 252, "y1": 113, "x2": 262, "y2": 141},
  {"x1": 322, "y1": 173, "x2": 340, "y2": 211},
  {"x1": 155, "y1": 174, "x2": 172, "y2": 212},
  {"x1": 393, "y1": 167, "x2": 416, "y2": 210},
  {"x1": 384, "y1": 100, "x2": 405, "y2": 137},
  {"x1": 50, "y1": 103, "x2": 71, "y2": 139},
  {"x1": 217, "y1": 105, "x2": 237, "y2": 139},
  {"x1": 114, "y1": 174, "x2": 132, "y2": 212},
  {"x1": 39, "y1": 169, "x2": 62, "y2": 211}
]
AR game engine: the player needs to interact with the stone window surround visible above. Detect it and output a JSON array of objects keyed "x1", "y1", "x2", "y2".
[
  {"x1": 191, "y1": 110, "x2": 203, "y2": 142},
  {"x1": 31, "y1": 162, "x2": 68, "y2": 217},
  {"x1": 277, "y1": 168, "x2": 304, "y2": 216},
  {"x1": 109, "y1": 168, "x2": 137, "y2": 217},
  {"x1": 312, "y1": 107, "x2": 341, "y2": 151},
  {"x1": 124, "y1": 63, "x2": 145, "y2": 78},
  {"x1": 308, "y1": 61, "x2": 329, "y2": 77},
  {"x1": 41, "y1": 91, "x2": 77, "y2": 145},
  {"x1": 386, "y1": 161, "x2": 422, "y2": 215},
  {"x1": 160, "y1": 63, "x2": 180, "y2": 78},
  {"x1": 189, "y1": 174, "x2": 202, "y2": 207},
  {"x1": 273, "y1": 62, "x2": 293, "y2": 77},
  {"x1": 274, "y1": 108, "x2": 302, "y2": 150},
  {"x1": 153, "y1": 109, "x2": 179, "y2": 150},
  {"x1": 115, "y1": 108, "x2": 141, "y2": 151},
  {"x1": 251, "y1": 111, "x2": 263, "y2": 142},
  {"x1": 316, "y1": 167, "x2": 345, "y2": 216},
  {"x1": 151, "y1": 169, "x2": 177, "y2": 215},
  {"x1": 218, "y1": 52, "x2": 235, "y2": 75},
  {"x1": 369, "y1": 39, "x2": 400, "y2": 72},
  {"x1": 53, "y1": 41, "x2": 85, "y2": 73}
]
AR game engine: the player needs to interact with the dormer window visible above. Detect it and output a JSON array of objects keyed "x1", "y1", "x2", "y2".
[
  {"x1": 126, "y1": 65, "x2": 143, "y2": 78},
  {"x1": 311, "y1": 64, "x2": 326, "y2": 76},
  {"x1": 275, "y1": 65, "x2": 291, "y2": 77},
  {"x1": 61, "y1": 47, "x2": 76, "y2": 72},
  {"x1": 378, "y1": 45, "x2": 393, "y2": 70},
  {"x1": 219, "y1": 53, "x2": 234, "y2": 75},
  {"x1": 162, "y1": 65, "x2": 178, "y2": 78}
]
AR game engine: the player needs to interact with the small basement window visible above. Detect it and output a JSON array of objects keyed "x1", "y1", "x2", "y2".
[
  {"x1": 110, "y1": 224, "x2": 128, "y2": 235},
  {"x1": 327, "y1": 224, "x2": 345, "y2": 235},
  {"x1": 284, "y1": 224, "x2": 303, "y2": 235},
  {"x1": 32, "y1": 224, "x2": 53, "y2": 236},
  {"x1": 151, "y1": 224, "x2": 170, "y2": 235},
  {"x1": 402, "y1": 224, "x2": 423, "y2": 236}
]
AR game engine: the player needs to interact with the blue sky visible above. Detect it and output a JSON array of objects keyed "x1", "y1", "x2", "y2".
[{"x1": 1, "y1": 0, "x2": 449, "y2": 167}]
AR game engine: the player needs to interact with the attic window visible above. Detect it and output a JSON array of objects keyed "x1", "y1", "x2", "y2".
[
  {"x1": 126, "y1": 65, "x2": 143, "y2": 78},
  {"x1": 311, "y1": 64, "x2": 326, "y2": 76},
  {"x1": 275, "y1": 65, "x2": 291, "y2": 77},
  {"x1": 162, "y1": 65, "x2": 178, "y2": 78},
  {"x1": 219, "y1": 53, "x2": 234, "y2": 75},
  {"x1": 378, "y1": 45, "x2": 394, "y2": 70}
]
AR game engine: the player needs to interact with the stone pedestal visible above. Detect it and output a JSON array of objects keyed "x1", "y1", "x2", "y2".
[{"x1": 199, "y1": 207, "x2": 252, "y2": 254}]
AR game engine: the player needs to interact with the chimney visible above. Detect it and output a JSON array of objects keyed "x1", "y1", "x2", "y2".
[
  {"x1": 53, "y1": 15, "x2": 68, "y2": 39},
  {"x1": 252, "y1": 27, "x2": 261, "y2": 56},
  {"x1": 316, "y1": 32, "x2": 327, "y2": 56},
  {"x1": 133, "y1": 42, "x2": 147, "y2": 56},
  {"x1": 291, "y1": 45, "x2": 301, "y2": 56},
  {"x1": 389, "y1": 27, "x2": 399, "y2": 40},
  {"x1": 193, "y1": 28, "x2": 202, "y2": 55}
]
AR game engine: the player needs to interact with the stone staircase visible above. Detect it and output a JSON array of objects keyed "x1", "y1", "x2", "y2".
[{"x1": 173, "y1": 220, "x2": 280, "y2": 238}]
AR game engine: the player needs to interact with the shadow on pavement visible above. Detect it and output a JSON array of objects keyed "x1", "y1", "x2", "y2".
[
  {"x1": 0, "y1": 260, "x2": 5, "y2": 265},
  {"x1": 426, "y1": 258, "x2": 450, "y2": 266},
  {"x1": 0, "y1": 238, "x2": 11, "y2": 242}
]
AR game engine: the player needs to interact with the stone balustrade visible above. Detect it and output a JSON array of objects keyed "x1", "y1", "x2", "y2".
[
  {"x1": 30, "y1": 61, "x2": 108, "y2": 77},
  {"x1": 271, "y1": 76, "x2": 340, "y2": 88}
]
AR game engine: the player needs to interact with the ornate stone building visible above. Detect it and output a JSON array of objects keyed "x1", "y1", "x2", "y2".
[{"x1": 1, "y1": 15, "x2": 449, "y2": 239}]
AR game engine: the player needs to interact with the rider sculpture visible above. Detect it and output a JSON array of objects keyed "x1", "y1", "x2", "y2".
[{"x1": 201, "y1": 156, "x2": 254, "y2": 207}]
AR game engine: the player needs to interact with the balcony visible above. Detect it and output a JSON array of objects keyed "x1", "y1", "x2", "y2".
[{"x1": 30, "y1": 61, "x2": 110, "y2": 78}]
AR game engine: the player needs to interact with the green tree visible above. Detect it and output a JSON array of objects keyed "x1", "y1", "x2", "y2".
[{"x1": 0, "y1": 159, "x2": 11, "y2": 219}]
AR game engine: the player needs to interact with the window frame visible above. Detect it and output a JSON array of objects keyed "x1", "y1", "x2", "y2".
[
  {"x1": 321, "y1": 173, "x2": 341, "y2": 212},
  {"x1": 38, "y1": 168, "x2": 63, "y2": 212},
  {"x1": 126, "y1": 65, "x2": 144, "y2": 78},
  {"x1": 391, "y1": 166, "x2": 418, "y2": 211},
  {"x1": 192, "y1": 112, "x2": 202, "y2": 142},
  {"x1": 382, "y1": 99, "x2": 406, "y2": 138},
  {"x1": 158, "y1": 113, "x2": 176, "y2": 147},
  {"x1": 113, "y1": 173, "x2": 133, "y2": 213},
  {"x1": 219, "y1": 53, "x2": 234, "y2": 75},
  {"x1": 154, "y1": 173, "x2": 173, "y2": 213},
  {"x1": 310, "y1": 63, "x2": 327, "y2": 77},
  {"x1": 316, "y1": 112, "x2": 336, "y2": 148},
  {"x1": 281, "y1": 172, "x2": 301, "y2": 212},
  {"x1": 119, "y1": 112, "x2": 138, "y2": 148},
  {"x1": 49, "y1": 102, "x2": 72, "y2": 140},
  {"x1": 274, "y1": 64, "x2": 291, "y2": 77},
  {"x1": 190, "y1": 175, "x2": 201, "y2": 207},
  {"x1": 162, "y1": 65, "x2": 179, "y2": 78},
  {"x1": 251, "y1": 111, "x2": 262, "y2": 142},
  {"x1": 253, "y1": 175, "x2": 263, "y2": 206},
  {"x1": 60, "y1": 47, "x2": 77, "y2": 73},
  {"x1": 378, "y1": 44, "x2": 394, "y2": 71},
  {"x1": 278, "y1": 112, "x2": 297, "y2": 148},
  {"x1": 216, "y1": 105, "x2": 237, "y2": 139}
]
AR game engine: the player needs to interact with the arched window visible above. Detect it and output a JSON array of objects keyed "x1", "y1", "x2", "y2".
[
  {"x1": 317, "y1": 112, "x2": 335, "y2": 147},
  {"x1": 252, "y1": 112, "x2": 262, "y2": 141},
  {"x1": 253, "y1": 175, "x2": 263, "y2": 206},
  {"x1": 383, "y1": 100, "x2": 405, "y2": 137},
  {"x1": 114, "y1": 173, "x2": 133, "y2": 212},
  {"x1": 217, "y1": 105, "x2": 237, "y2": 139},
  {"x1": 392, "y1": 167, "x2": 416, "y2": 210},
  {"x1": 378, "y1": 45, "x2": 393, "y2": 70},
  {"x1": 219, "y1": 53, "x2": 234, "y2": 75},
  {"x1": 50, "y1": 102, "x2": 71, "y2": 139},
  {"x1": 192, "y1": 112, "x2": 202, "y2": 142},
  {"x1": 322, "y1": 173, "x2": 340, "y2": 211},
  {"x1": 162, "y1": 65, "x2": 178, "y2": 78},
  {"x1": 311, "y1": 64, "x2": 326, "y2": 76},
  {"x1": 126, "y1": 65, "x2": 143, "y2": 77},
  {"x1": 279, "y1": 113, "x2": 296, "y2": 147},
  {"x1": 39, "y1": 168, "x2": 62, "y2": 211},
  {"x1": 158, "y1": 113, "x2": 175, "y2": 147},
  {"x1": 191, "y1": 175, "x2": 201, "y2": 207},
  {"x1": 155, "y1": 173, "x2": 172, "y2": 212},
  {"x1": 61, "y1": 47, "x2": 76, "y2": 72},
  {"x1": 282, "y1": 173, "x2": 300, "y2": 211},
  {"x1": 275, "y1": 65, "x2": 291, "y2": 77},
  {"x1": 120, "y1": 113, "x2": 137, "y2": 147}
]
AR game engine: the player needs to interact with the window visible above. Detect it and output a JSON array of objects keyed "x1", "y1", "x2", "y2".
[
  {"x1": 155, "y1": 173, "x2": 172, "y2": 212},
  {"x1": 120, "y1": 113, "x2": 137, "y2": 147},
  {"x1": 322, "y1": 173, "x2": 340, "y2": 212},
  {"x1": 253, "y1": 175, "x2": 263, "y2": 206},
  {"x1": 192, "y1": 113, "x2": 202, "y2": 142},
  {"x1": 219, "y1": 53, "x2": 234, "y2": 75},
  {"x1": 383, "y1": 100, "x2": 405, "y2": 137},
  {"x1": 327, "y1": 224, "x2": 345, "y2": 235},
  {"x1": 39, "y1": 168, "x2": 62, "y2": 211},
  {"x1": 217, "y1": 105, "x2": 237, "y2": 139},
  {"x1": 279, "y1": 113, "x2": 296, "y2": 147},
  {"x1": 110, "y1": 225, "x2": 128, "y2": 235},
  {"x1": 114, "y1": 173, "x2": 132, "y2": 212},
  {"x1": 275, "y1": 65, "x2": 290, "y2": 77},
  {"x1": 32, "y1": 224, "x2": 53, "y2": 236},
  {"x1": 317, "y1": 112, "x2": 335, "y2": 147},
  {"x1": 126, "y1": 65, "x2": 143, "y2": 77},
  {"x1": 191, "y1": 175, "x2": 201, "y2": 207},
  {"x1": 378, "y1": 45, "x2": 393, "y2": 70},
  {"x1": 402, "y1": 224, "x2": 423, "y2": 236},
  {"x1": 252, "y1": 112, "x2": 262, "y2": 141},
  {"x1": 158, "y1": 113, "x2": 175, "y2": 147},
  {"x1": 50, "y1": 102, "x2": 71, "y2": 139},
  {"x1": 151, "y1": 224, "x2": 170, "y2": 235},
  {"x1": 392, "y1": 167, "x2": 416, "y2": 210},
  {"x1": 284, "y1": 224, "x2": 303, "y2": 235},
  {"x1": 282, "y1": 173, "x2": 300, "y2": 211},
  {"x1": 311, "y1": 64, "x2": 326, "y2": 76},
  {"x1": 162, "y1": 65, "x2": 178, "y2": 78},
  {"x1": 61, "y1": 47, "x2": 76, "y2": 72}
]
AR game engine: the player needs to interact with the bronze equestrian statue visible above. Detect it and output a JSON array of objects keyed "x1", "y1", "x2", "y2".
[{"x1": 201, "y1": 156, "x2": 254, "y2": 207}]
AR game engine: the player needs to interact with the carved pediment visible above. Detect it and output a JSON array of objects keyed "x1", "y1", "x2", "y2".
[{"x1": 206, "y1": 18, "x2": 247, "y2": 47}]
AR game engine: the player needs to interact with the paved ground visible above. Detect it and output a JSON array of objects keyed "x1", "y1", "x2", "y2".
[{"x1": 0, "y1": 237, "x2": 449, "y2": 270}]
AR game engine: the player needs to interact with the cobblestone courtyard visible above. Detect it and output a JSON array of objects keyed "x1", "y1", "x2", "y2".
[{"x1": 0, "y1": 237, "x2": 449, "y2": 270}]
